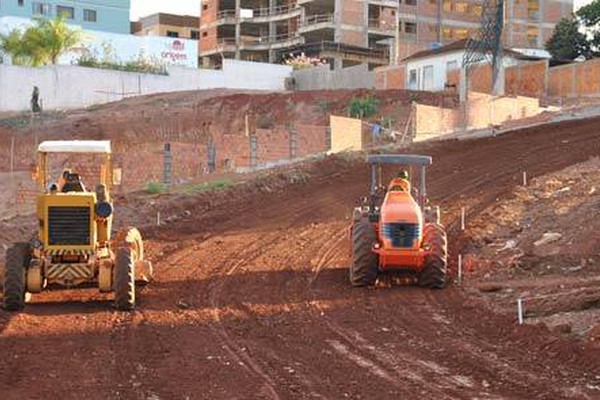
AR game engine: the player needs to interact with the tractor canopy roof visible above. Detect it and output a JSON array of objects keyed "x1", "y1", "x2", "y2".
[
  {"x1": 38, "y1": 140, "x2": 111, "y2": 154},
  {"x1": 367, "y1": 154, "x2": 432, "y2": 166}
]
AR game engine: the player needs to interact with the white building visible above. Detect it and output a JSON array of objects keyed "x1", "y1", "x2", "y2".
[
  {"x1": 0, "y1": 16, "x2": 198, "y2": 69},
  {"x1": 402, "y1": 39, "x2": 542, "y2": 92}
]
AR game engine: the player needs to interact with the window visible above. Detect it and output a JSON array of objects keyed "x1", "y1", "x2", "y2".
[
  {"x1": 203, "y1": 4, "x2": 208, "y2": 11},
  {"x1": 406, "y1": 0, "x2": 417, "y2": 5},
  {"x1": 191, "y1": 30, "x2": 200, "y2": 40},
  {"x1": 443, "y1": 0, "x2": 451, "y2": 12},
  {"x1": 405, "y1": 22, "x2": 417, "y2": 33},
  {"x1": 471, "y1": 4, "x2": 482, "y2": 16},
  {"x1": 442, "y1": 27, "x2": 453, "y2": 39},
  {"x1": 453, "y1": 2, "x2": 469, "y2": 13},
  {"x1": 56, "y1": 5, "x2": 74, "y2": 19},
  {"x1": 455, "y1": 28, "x2": 469, "y2": 39},
  {"x1": 83, "y1": 9, "x2": 97, "y2": 22},
  {"x1": 527, "y1": 26, "x2": 538, "y2": 46},
  {"x1": 18, "y1": 0, "x2": 24, "y2": 6},
  {"x1": 32, "y1": 2, "x2": 51, "y2": 16},
  {"x1": 446, "y1": 60, "x2": 458, "y2": 72},
  {"x1": 422, "y1": 65, "x2": 434, "y2": 91},
  {"x1": 202, "y1": 31, "x2": 208, "y2": 37},
  {"x1": 167, "y1": 31, "x2": 179, "y2": 38},
  {"x1": 408, "y1": 69, "x2": 417, "y2": 89}
]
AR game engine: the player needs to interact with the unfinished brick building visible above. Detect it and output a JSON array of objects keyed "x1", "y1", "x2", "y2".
[
  {"x1": 397, "y1": 0, "x2": 573, "y2": 60},
  {"x1": 199, "y1": 0, "x2": 572, "y2": 69}
]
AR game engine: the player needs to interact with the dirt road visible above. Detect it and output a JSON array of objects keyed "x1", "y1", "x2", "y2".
[{"x1": 1, "y1": 117, "x2": 600, "y2": 399}]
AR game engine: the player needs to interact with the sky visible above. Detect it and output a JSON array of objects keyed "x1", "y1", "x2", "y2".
[
  {"x1": 130, "y1": 0, "x2": 200, "y2": 20},
  {"x1": 129, "y1": 0, "x2": 594, "y2": 21}
]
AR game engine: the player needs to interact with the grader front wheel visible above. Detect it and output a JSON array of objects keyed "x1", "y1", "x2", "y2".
[
  {"x1": 3, "y1": 243, "x2": 30, "y2": 311},
  {"x1": 114, "y1": 247, "x2": 135, "y2": 311}
]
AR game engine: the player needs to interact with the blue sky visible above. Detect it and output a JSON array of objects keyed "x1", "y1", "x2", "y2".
[{"x1": 130, "y1": 0, "x2": 593, "y2": 20}]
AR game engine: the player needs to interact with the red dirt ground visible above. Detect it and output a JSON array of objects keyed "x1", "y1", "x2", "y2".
[{"x1": 1, "y1": 113, "x2": 600, "y2": 399}]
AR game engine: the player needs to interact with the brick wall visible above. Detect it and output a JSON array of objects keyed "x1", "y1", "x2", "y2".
[
  {"x1": 505, "y1": 60, "x2": 547, "y2": 98},
  {"x1": 375, "y1": 65, "x2": 405, "y2": 90},
  {"x1": 296, "y1": 124, "x2": 328, "y2": 157},
  {"x1": 548, "y1": 59, "x2": 600, "y2": 99}
]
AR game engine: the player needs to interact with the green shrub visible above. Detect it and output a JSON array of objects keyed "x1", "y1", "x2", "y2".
[{"x1": 348, "y1": 96, "x2": 379, "y2": 119}]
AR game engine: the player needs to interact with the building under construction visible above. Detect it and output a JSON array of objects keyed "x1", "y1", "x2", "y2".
[{"x1": 198, "y1": 0, "x2": 572, "y2": 69}]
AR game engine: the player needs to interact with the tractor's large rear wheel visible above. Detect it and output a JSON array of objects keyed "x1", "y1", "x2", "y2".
[
  {"x1": 3, "y1": 243, "x2": 30, "y2": 311},
  {"x1": 419, "y1": 223, "x2": 447, "y2": 289},
  {"x1": 350, "y1": 217, "x2": 379, "y2": 287},
  {"x1": 114, "y1": 247, "x2": 135, "y2": 311}
]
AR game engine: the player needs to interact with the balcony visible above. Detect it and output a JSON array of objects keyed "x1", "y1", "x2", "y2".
[
  {"x1": 240, "y1": 33, "x2": 304, "y2": 50},
  {"x1": 368, "y1": 19, "x2": 397, "y2": 36},
  {"x1": 299, "y1": 14, "x2": 336, "y2": 34},
  {"x1": 368, "y1": 0, "x2": 400, "y2": 7},
  {"x1": 200, "y1": 33, "x2": 304, "y2": 56},
  {"x1": 213, "y1": 4, "x2": 302, "y2": 26},
  {"x1": 285, "y1": 41, "x2": 390, "y2": 65}
]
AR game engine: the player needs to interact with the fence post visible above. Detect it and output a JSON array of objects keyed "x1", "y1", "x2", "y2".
[
  {"x1": 289, "y1": 124, "x2": 297, "y2": 159},
  {"x1": 163, "y1": 142, "x2": 171, "y2": 190}
]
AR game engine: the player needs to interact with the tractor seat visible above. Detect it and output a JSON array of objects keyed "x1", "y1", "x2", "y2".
[{"x1": 62, "y1": 173, "x2": 86, "y2": 193}]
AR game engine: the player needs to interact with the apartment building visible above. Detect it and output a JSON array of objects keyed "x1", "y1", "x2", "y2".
[
  {"x1": 0, "y1": 0, "x2": 130, "y2": 34},
  {"x1": 132, "y1": 13, "x2": 201, "y2": 40},
  {"x1": 397, "y1": 0, "x2": 573, "y2": 60},
  {"x1": 198, "y1": 0, "x2": 572, "y2": 69},
  {"x1": 199, "y1": 0, "x2": 397, "y2": 69}
]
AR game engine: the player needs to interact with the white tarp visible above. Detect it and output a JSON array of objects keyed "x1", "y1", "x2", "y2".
[{"x1": 38, "y1": 140, "x2": 111, "y2": 154}]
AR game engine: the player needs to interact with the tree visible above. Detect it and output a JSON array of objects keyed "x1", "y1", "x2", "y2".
[
  {"x1": 545, "y1": 16, "x2": 591, "y2": 60},
  {"x1": 0, "y1": 15, "x2": 81, "y2": 66},
  {"x1": 576, "y1": 0, "x2": 600, "y2": 55}
]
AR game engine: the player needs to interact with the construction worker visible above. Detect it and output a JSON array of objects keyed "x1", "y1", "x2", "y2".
[
  {"x1": 397, "y1": 170, "x2": 409, "y2": 182},
  {"x1": 389, "y1": 170, "x2": 410, "y2": 192}
]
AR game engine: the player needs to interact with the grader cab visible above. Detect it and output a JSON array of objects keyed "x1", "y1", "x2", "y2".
[{"x1": 3, "y1": 140, "x2": 152, "y2": 311}]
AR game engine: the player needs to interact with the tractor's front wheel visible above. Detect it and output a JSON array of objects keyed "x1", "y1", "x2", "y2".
[
  {"x1": 3, "y1": 243, "x2": 30, "y2": 311},
  {"x1": 350, "y1": 217, "x2": 379, "y2": 287},
  {"x1": 418, "y1": 223, "x2": 448, "y2": 289},
  {"x1": 114, "y1": 247, "x2": 135, "y2": 311}
]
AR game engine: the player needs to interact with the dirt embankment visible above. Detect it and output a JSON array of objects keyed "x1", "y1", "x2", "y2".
[
  {"x1": 0, "y1": 89, "x2": 456, "y2": 172},
  {"x1": 1, "y1": 113, "x2": 600, "y2": 399},
  {"x1": 461, "y1": 157, "x2": 600, "y2": 340}
]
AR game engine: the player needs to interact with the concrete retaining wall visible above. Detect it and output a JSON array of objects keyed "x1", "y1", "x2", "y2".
[
  {"x1": 0, "y1": 59, "x2": 293, "y2": 112},
  {"x1": 293, "y1": 64, "x2": 375, "y2": 91},
  {"x1": 414, "y1": 92, "x2": 551, "y2": 138}
]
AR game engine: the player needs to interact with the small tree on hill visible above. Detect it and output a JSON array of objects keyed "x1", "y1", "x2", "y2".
[
  {"x1": 0, "y1": 15, "x2": 81, "y2": 66},
  {"x1": 546, "y1": 16, "x2": 592, "y2": 60}
]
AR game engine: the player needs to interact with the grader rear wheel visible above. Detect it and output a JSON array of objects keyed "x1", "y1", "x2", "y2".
[{"x1": 3, "y1": 243, "x2": 30, "y2": 311}]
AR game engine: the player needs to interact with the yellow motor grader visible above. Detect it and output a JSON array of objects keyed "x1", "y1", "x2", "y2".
[{"x1": 3, "y1": 140, "x2": 152, "y2": 311}]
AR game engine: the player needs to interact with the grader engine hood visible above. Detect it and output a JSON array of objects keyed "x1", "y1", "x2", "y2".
[
  {"x1": 40, "y1": 193, "x2": 96, "y2": 250},
  {"x1": 379, "y1": 192, "x2": 422, "y2": 249}
]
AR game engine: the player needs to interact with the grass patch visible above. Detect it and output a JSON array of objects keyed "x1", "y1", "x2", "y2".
[
  {"x1": 146, "y1": 181, "x2": 167, "y2": 194},
  {"x1": 178, "y1": 179, "x2": 234, "y2": 195}
]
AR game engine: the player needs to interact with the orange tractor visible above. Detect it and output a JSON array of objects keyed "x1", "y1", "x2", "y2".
[{"x1": 350, "y1": 155, "x2": 448, "y2": 288}]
